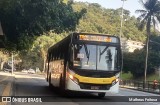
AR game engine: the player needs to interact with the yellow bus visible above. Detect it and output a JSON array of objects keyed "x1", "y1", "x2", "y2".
[{"x1": 45, "y1": 33, "x2": 122, "y2": 97}]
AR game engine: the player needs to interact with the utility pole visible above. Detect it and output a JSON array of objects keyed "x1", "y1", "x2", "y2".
[
  {"x1": 120, "y1": 0, "x2": 126, "y2": 79},
  {"x1": 120, "y1": 0, "x2": 126, "y2": 39}
]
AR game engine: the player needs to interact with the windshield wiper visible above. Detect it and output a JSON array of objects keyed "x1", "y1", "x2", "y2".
[
  {"x1": 84, "y1": 44, "x2": 90, "y2": 64},
  {"x1": 99, "y1": 46, "x2": 109, "y2": 62}
]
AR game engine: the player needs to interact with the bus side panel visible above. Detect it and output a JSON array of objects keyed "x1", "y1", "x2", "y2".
[{"x1": 50, "y1": 60, "x2": 64, "y2": 87}]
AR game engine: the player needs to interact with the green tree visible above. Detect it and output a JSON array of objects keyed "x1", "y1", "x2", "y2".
[
  {"x1": 149, "y1": 35, "x2": 160, "y2": 70},
  {"x1": 18, "y1": 32, "x2": 66, "y2": 71},
  {"x1": 123, "y1": 50, "x2": 145, "y2": 77},
  {"x1": 31, "y1": 32, "x2": 66, "y2": 72},
  {"x1": 136, "y1": 0, "x2": 160, "y2": 83},
  {"x1": 0, "y1": 51, "x2": 9, "y2": 70},
  {"x1": 72, "y1": 2, "x2": 146, "y2": 42},
  {"x1": 0, "y1": 0, "x2": 86, "y2": 51},
  {"x1": 123, "y1": 35, "x2": 160, "y2": 78}
]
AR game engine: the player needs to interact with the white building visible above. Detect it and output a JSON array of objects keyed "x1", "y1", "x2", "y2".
[{"x1": 121, "y1": 38, "x2": 144, "y2": 52}]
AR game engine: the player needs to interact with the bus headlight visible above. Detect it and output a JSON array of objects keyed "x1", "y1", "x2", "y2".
[
  {"x1": 68, "y1": 73, "x2": 79, "y2": 84},
  {"x1": 116, "y1": 78, "x2": 119, "y2": 82},
  {"x1": 112, "y1": 78, "x2": 119, "y2": 86}
]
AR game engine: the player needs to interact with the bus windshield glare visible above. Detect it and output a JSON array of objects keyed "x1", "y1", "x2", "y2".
[{"x1": 72, "y1": 44, "x2": 118, "y2": 71}]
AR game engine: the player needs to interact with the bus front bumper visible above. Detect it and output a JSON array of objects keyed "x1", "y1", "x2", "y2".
[{"x1": 66, "y1": 78, "x2": 119, "y2": 93}]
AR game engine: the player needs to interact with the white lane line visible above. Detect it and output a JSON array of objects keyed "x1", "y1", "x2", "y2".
[{"x1": 116, "y1": 93, "x2": 125, "y2": 96}]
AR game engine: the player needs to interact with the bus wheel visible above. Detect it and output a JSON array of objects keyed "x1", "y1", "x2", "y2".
[
  {"x1": 98, "y1": 93, "x2": 105, "y2": 98},
  {"x1": 49, "y1": 74, "x2": 52, "y2": 88},
  {"x1": 59, "y1": 75, "x2": 66, "y2": 96}
]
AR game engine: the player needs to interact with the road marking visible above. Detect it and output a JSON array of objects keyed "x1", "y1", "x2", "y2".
[
  {"x1": 2, "y1": 82, "x2": 11, "y2": 96},
  {"x1": 0, "y1": 76, "x2": 8, "y2": 83},
  {"x1": 117, "y1": 93, "x2": 125, "y2": 96},
  {"x1": 0, "y1": 82, "x2": 12, "y2": 105},
  {"x1": 0, "y1": 76, "x2": 10, "y2": 105}
]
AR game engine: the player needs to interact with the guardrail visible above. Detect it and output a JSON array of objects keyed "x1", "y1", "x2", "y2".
[{"x1": 120, "y1": 80, "x2": 160, "y2": 94}]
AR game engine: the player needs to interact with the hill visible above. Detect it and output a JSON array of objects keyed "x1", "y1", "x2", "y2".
[{"x1": 72, "y1": 2, "x2": 146, "y2": 42}]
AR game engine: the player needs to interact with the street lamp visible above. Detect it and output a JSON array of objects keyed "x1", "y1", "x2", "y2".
[{"x1": 120, "y1": 0, "x2": 126, "y2": 79}]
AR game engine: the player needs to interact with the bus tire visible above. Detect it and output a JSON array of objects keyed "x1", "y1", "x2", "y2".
[
  {"x1": 59, "y1": 75, "x2": 66, "y2": 96},
  {"x1": 98, "y1": 93, "x2": 105, "y2": 98},
  {"x1": 49, "y1": 74, "x2": 52, "y2": 88}
]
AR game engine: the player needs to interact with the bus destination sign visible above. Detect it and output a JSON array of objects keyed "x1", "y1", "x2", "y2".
[{"x1": 79, "y1": 34, "x2": 117, "y2": 43}]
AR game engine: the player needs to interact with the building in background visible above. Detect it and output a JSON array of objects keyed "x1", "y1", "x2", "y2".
[{"x1": 121, "y1": 38, "x2": 144, "y2": 52}]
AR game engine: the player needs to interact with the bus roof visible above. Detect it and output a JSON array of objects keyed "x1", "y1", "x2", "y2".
[{"x1": 48, "y1": 32, "x2": 120, "y2": 53}]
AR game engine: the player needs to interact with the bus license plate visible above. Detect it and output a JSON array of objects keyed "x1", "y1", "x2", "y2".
[{"x1": 91, "y1": 86, "x2": 99, "y2": 90}]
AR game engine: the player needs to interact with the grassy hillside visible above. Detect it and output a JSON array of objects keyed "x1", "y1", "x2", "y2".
[{"x1": 73, "y1": 2, "x2": 146, "y2": 42}]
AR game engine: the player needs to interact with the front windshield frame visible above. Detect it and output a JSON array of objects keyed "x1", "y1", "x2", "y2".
[{"x1": 69, "y1": 42, "x2": 121, "y2": 71}]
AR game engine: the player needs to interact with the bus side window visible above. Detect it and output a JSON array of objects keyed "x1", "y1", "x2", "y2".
[
  {"x1": 70, "y1": 45, "x2": 73, "y2": 62},
  {"x1": 69, "y1": 44, "x2": 74, "y2": 67}
]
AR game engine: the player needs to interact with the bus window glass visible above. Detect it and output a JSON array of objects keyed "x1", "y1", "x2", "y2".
[
  {"x1": 97, "y1": 46, "x2": 117, "y2": 71},
  {"x1": 73, "y1": 44, "x2": 118, "y2": 71},
  {"x1": 73, "y1": 44, "x2": 96, "y2": 70}
]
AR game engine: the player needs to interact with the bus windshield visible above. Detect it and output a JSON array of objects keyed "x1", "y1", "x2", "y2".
[{"x1": 73, "y1": 44, "x2": 118, "y2": 71}]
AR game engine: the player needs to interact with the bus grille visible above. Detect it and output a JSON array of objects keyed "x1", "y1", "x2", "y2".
[{"x1": 79, "y1": 83, "x2": 111, "y2": 90}]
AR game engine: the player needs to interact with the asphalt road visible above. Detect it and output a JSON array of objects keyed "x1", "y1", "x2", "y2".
[{"x1": 11, "y1": 72, "x2": 160, "y2": 105}]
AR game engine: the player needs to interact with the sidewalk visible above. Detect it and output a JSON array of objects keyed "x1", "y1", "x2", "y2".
[
  {"x1": 0, "y1": 71, "x2": 15, "y2": 105},
  {"x1": 120, "y1": 85, "x2": 160, "y2": 95}
]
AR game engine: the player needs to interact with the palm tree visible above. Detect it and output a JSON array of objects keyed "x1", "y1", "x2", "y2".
[{"x1": 136, "y1": 0, "x2": 160, "y2": 85}]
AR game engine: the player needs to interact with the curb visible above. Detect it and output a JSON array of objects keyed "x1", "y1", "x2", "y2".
[{"x1": 120, "y1": 86, "x2": 160, "y2": 95}]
